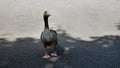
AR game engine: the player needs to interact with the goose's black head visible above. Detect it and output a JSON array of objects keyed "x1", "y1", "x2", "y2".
[{"x1": 44, "y1": 11, "x2": 51, "y2": 17}]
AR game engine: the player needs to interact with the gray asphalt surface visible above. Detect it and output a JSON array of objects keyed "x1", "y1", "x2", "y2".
[
  {"x1": 0, "y1": 0, "x2": 120, "y2": 68},
  {"x1": 0, "y1": 31, "x2": 120, "y2": 68},
  {"x1": 0, "y1": 0, "x2": 120, "y2": 39}
]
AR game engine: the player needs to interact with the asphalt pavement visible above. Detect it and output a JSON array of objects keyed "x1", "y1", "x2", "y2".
[{"x1": 0, "y1": 0, "x2": 120, "y2": 68}]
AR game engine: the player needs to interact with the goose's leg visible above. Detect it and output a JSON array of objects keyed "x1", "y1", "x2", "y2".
[
  {"x1": 51, "y1": 45, "x2": 57, "y2": 57},
  {"x1": 42, "y1": 46, "x2": 50, "y2": 58}
]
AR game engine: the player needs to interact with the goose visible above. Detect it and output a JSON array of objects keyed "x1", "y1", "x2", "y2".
[{"x1": 41, "y1": 11, "x2": 58, "y2": 58}]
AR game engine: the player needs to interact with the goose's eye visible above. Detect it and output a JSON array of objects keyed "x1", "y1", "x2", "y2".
[{"x1": 45, "y1": 11, "x2": 47, "y2": 13}]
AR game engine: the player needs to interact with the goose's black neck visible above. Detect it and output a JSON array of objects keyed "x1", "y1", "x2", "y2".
[{"x1": 44, "y1": 16, "x2": 49, "y2": 29}]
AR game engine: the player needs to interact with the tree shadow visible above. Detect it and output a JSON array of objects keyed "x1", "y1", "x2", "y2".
[
  {"x1": 116, "y1": 22, "x2": 120, "y2": 30},
  {"x1": 0, "y1": 29, "x2": 120, "y2": 68}
]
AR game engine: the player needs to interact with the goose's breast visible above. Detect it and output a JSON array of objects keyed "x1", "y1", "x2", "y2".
[{"x1": 41, "y1": 30, "x2": 56, "y2": 42}]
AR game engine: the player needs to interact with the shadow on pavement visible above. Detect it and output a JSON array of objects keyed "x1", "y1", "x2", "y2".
[
  {"x1": 116, "y1": 22, "x2": 120, "y2": 30},
  {"x1": 0, "y1": 29, "x2": 120, "y2": 68}
]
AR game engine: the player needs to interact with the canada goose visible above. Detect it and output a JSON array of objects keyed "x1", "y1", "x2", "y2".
[{"x1": 41, "y1": 11, "x2": 58, "y2": 58}]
